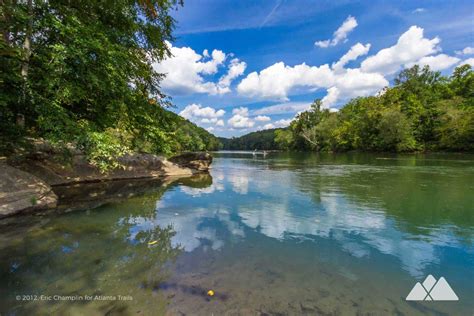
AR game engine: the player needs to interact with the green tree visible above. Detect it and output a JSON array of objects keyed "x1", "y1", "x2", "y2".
[{"x1": 1, "y1": 0, "x2": 202, "y2": 170}]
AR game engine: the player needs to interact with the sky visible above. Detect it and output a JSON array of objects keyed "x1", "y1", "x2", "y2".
[{"x1": 153, "y1": 0, "x2": 474, "y2": 137}]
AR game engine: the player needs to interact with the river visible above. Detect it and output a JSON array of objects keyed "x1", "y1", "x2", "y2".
[{"x1": 1, "y1": 152, "x2": 473, "y2": 315}]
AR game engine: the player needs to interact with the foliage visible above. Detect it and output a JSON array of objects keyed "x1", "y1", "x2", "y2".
[
  {"x1": 219, "y1": 128, "x2": 283, "y2": 150},
  {"x1": 274, "y1": 65, "x2": 474, "y2": 152},
  {"x1": 1, "y1": 0, "x2": 217, "y2": 171}
]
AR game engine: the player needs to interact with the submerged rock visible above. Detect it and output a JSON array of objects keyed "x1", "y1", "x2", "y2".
[{"x1": 0, "y1": 162, "x2": 57, "y2": 218}]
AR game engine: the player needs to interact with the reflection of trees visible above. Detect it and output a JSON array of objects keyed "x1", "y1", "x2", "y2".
[
  {"x1": 0, "y1": 173, "x2": 213, "y2": 315},
  {"x1": 266, "y1": 152, "x2": 474, "y2": 238}
]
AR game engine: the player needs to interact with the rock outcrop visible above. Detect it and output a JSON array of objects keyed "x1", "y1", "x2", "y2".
[
  {"x1": 13, "y1": 151, "x2": 211, "y2": 186},
  {"x1": 168, "y1": 152, "x2": 213, "y2": 172},
  {"x1": 0, "y1": 162, "x2": 57, "y2": 218},
  {"x1": 1, "y1": 146, "x2": 213, "y2": 218}
]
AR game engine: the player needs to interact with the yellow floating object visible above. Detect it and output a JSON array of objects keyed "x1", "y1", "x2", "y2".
[
  {"x1": 207, "y1": 290, "x2": 215, "y2": 297},
  {"x1": 148, "y1": 240, "x2": 158, "y2": 245}
]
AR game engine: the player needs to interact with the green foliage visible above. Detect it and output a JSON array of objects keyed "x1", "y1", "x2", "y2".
[
  {"x1": 1, "y1": 0, "x2": 218, "y2": 170},
  {"x1": 275, "y1": 64, "x2": 474, "y2": 152},
  {"x1": 219, "y1": 128, "x2": 283, "y2": 150},
  {"x1": 274, "y1": 129, "x2": 294, "y2": 150}
]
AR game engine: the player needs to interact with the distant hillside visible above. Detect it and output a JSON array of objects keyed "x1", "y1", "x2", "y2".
[
  {"x1": 219, "y1": 128, "x2": 284, "y2": 150},
  {"x1": 164, "y1": 110, "x2": 221, "y2": 152}
]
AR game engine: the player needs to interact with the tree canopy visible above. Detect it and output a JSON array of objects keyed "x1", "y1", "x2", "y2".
[
  {"x1": 1, "y1": 0, "x2": 218, "y2": 171},
  {"x1": 274, "y1": 65, "x2": 474, "y2": 152}
]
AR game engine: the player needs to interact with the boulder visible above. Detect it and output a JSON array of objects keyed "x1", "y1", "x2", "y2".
[
  {"x1": 0, "y1": 163, "x2": 57, "y2": 218},
  {"x1": 168, "y1": 152, "x2": 213, "y2": 172}
]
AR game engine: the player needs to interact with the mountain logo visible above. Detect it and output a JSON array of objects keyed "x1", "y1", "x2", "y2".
[{"x1": 406, "y1": 275, "x2": 459, "y2": 301}]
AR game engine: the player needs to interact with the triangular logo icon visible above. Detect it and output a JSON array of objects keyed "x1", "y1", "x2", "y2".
[
  {"x1": 406, "y1": 275, "x2": 459, "y2": 301},
  {"x1": 429, "y1": 277, "x2": 459, "y2": 301}
]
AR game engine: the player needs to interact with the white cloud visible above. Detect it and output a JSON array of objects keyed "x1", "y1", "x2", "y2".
[
  {"x1": 232, "y1": 107, "x2": 249, "y2": 116},
  {"x1": 463, "y1": 58, "x2": 474, "y2": 66},
  {"x1": 315, "y1": 16, "x2": 358, "y2": 48},
  {"x1": 333, "y1": 68, "x2": 388, "y2": 98},
  {"x1": 412, "y1": 8, "x2": 425, "y2": 13},
  {"x1": 228, "y1": 114, "x2": 255, "y2": 129},
  {"x1": 260, "y1": 117, "x2": 294, "y2": 130},
  {"x1": 254, "y1": 115, "x2": 271, "y2": 122},
  {"x1": 228, "y1": 107, "x2": 254, "y2": 129},
  {"x1": 253, "y1": 102, "x2": 312, "y2": 115},
  {"x1": 180, "y1": 104, "x2": 226, "y2": 127},
  {"x1": 360, "y1": 26, "x2": 440, "y2": 75},
  {"x1": 218, "y1": 58, "x2": 247, "y2": 92},
  {"x1": 235, "y1": 25, "x2": 459, "y2": 122},
  {"x1": 179, "y1": 103, "x2": 225, "y2": 120},
  {"x1": 409, "y1": 54, "x2": 460, "y2": 71},
  {"x1": 332, "y1": 43, "x2": 371, "y2": 71},
  {"x1": 154, "y1": 41, "x2": 234, "y2": 95},
  {"x1": 321, "y1": 87, "x2": 340, "y2": 107},
  {"x1": 455, "y1": 47, "x2": 474, "y2": 55},
  {"x1": 274, "y1": 118, "x2": 293, "y2": 127},
  {"x1": 237, "y1": 62, "x2": 334, "y2": 100}
]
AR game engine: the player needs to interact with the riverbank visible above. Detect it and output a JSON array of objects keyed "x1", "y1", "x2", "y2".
[{"x1": 0, "y1": 149, "x2": 212, "y2": 218}]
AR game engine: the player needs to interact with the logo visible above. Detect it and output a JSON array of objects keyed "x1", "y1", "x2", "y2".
[{"x1": 406, "y1": 275, "x2": 458, "y2": 301}]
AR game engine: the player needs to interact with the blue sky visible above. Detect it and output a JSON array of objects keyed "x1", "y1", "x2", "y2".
[{"x1": 154, "y1": 0, "x2": 474, "y2": 137}]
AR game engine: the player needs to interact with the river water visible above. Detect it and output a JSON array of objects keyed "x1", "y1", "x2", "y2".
[{"x1": 1, "y1": 152, "x2": 473, "y2": 315}]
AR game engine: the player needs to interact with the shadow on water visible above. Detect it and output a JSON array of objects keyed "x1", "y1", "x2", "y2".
[{"x1": 0, "y1": 173, "x2": 213, "y2": 315}]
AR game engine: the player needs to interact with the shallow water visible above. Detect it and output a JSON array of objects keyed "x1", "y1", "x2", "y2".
[{"x1": 1, "y1": 152, "x2": 473, "y2": 315}]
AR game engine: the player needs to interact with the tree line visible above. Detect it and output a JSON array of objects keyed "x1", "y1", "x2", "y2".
[
  {"x1": 275, "y1": 65, "x2": 473, "y2": 152},
  {"x1": 1, "y1": 0, "x2": 219, "y2": 171},
  {"x1": 220, "y1": 65, "x2": 473, "y2": 152}
]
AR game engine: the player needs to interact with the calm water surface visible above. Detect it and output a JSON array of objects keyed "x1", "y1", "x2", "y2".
[{"x1": 1, "y1": 152, "x2": 473, "y2": 315}]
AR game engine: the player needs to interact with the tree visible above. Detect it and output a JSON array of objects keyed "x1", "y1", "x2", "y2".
[
  {"x1": 274, "y1": 65, "x2": 474, "y2": 153},
  {"x1": 1, "y1": 1, "x2": 225, "y2": 170}
]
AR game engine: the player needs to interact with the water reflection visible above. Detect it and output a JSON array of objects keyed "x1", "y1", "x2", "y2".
[
  {"x1": 0, "y1": 175, "x2": 216, "y2": 315},
  {"x1": 1, "y1": 153, "x2": 473, "y2": 315}
]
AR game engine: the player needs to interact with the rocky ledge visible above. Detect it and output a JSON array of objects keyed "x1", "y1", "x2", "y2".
[
  {"x1": 0, "y1": 162, "x2": 57, "y2": 217},
  {"x1": 0, "y1": 151, "x2": 212, "y2": 218}
]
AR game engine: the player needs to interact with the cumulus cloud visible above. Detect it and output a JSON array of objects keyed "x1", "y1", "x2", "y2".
[
  {"x1": 179, "y1": 104, "x2": 226, "y2": 128},
  {"x1": 218, "y1": 58, "x2": 247, "y2": 93},
  {"x1": 254, "y1": 115, "x2": 271, "y2": 122},
  {"x1": 228, "y1": 115, "x2": 254, "y2": 129},
  {"x1": 408, "y1": 54, "x2": 460, "y2": 71},
  {"x1": 455, "y1": 47, "x2": 474, "y2": 55},
  {"x1": 232, "y1": 107, "x2": 249, "y2": 116},
  {"x1": 180, "y1": 103, "x2": 225, "y2": 120},
  {"x1": 315, "y1": 16, "x2": 358, "y2": 48},
  {"x1": 260, "y1": 118, "x2": 294, "y2": 131},
  {"x1": 237, "y1": 62, "x2": 334, "y2": 100},
  {"x1": 463, "y1": 58, "x2": 474, "y2": 66},
  {"x1": 274, "y1": 118, "x2": 293, "y2": 127},
  {"x1": 154, "y1": 42, "x2": 244, "y2": 95},
  {"x1": 253, "y1": 102, "x2": 312, "y2": 115},
  {"x1": 332, "y1": 43, "x2": 371, "y2": 71},
  {"x1": 360, "y1": 26, "x2": 440, "y2": 75},
  {"x1": 321, "y1": 87, "x2": 340, "y2": 107},
  {"x1": 228, "y1": 107, "x2": 255, "y2": 129}
]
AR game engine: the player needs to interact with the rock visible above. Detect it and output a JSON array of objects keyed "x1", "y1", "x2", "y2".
[
  {"x1": 14, "y1": 152, "x2": 211, "y2": 186},
  {"x1": 0, "y1": 163, "x2": 57, "y2": 218},
  {"x1": 168, "y1": 152, "x2": 212, "y2": 172}
]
